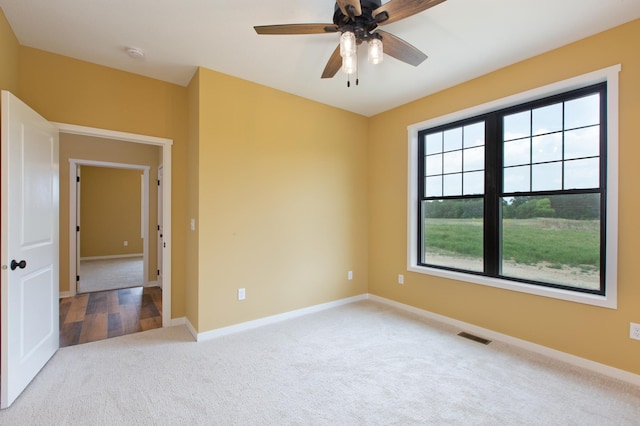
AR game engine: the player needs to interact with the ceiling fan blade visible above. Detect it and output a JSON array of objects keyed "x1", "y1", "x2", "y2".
[
  {"x1": 254, "y1": 24, "x2": 338, "y2": 35},
  {"x1": 336, "y1": 0, "x2": 363, "y2": 17},
  {"x1": 374, "y1": 0, "x2": 446, "y2": 25},
  {"x1": 376, "y1": 30, "x2": 427, "y2": 66},
  {"x1": 321, "y1": 45, "x2": 342, "y2": 79}
]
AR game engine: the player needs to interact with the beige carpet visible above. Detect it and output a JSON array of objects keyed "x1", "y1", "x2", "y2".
[
  {"x1": 1, "y1": 300, "x2": 638, "y2": 424},
  {"x1": 78, "y1": 256, "x2": 144, "y2": 293}
]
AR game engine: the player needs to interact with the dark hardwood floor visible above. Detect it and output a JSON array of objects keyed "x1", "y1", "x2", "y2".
[{"x1": 59, "y1": 286, "x2": 162, "y2": 348}]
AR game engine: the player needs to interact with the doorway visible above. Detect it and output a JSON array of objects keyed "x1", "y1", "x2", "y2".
[
  {"x1": 57, "y1": 123, "x2": 173, "y2": 328},
  {"x1": 73, "y1": 162, "x2": 150, "y2": 294}
]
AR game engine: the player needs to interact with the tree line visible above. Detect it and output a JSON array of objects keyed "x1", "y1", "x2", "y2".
[{"x1": 425, "y1": 194, "x2": 600, "y2": 220}]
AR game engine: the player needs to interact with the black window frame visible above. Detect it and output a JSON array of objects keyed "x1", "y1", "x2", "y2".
[{"x1": 417, "y1": 82, "x2": 607, "y2": 296}]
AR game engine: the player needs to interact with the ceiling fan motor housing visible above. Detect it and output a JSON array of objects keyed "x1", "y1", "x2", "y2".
[{"x1": 333, "y1": 0, "x2": 384, "y2": 43}]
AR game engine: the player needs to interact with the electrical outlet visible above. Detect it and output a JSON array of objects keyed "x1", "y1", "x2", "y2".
[
  {"x1": 631, "y1": 323, "x2": 640, "y2": 341},
  {"x1": 348, "y1": 271, "x2": 353, "y2": 280},
  {"x1": 398, "y1": 274, "x2": 404, "y2": 284},
  {"x1": 238, "y1": 288, "x2": 246, "y2": 301},
  {"x1": 123, "y1": 241, "x2": 128, "y2": 246}
]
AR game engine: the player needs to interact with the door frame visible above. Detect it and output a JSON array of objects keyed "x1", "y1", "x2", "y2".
[
  {"x1": 157, "y1": 164, "x2": 163, "y2": 289},
  {"x1": 70, "y1": 160, "x2": 151, "y2": 293},
  {"x1": 55, "y1": 122, "x2": 173, "y2": 327}
]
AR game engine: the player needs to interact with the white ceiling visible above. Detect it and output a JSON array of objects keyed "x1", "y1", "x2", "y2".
[{"x1": 1, "y1": 0, "x2": 639, "y2": 116}]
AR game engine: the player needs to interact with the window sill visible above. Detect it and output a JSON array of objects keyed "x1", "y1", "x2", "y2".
[{"x1": 407, "y1": 264, "x2": 616, "y2": 309}]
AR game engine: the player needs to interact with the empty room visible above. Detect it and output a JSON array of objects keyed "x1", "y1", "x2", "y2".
[{"x1": 1, "y1": 0, "x2": 639, "y2": 424}]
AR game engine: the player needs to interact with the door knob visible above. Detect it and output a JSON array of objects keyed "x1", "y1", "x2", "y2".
[{"x1": 10, "y1": 260, "x2": 26, "y2": 270}]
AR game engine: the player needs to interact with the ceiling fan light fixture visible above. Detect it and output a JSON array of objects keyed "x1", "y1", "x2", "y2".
[
  {"x1": 339, "y1": 31, "x2": 356, "y2": 57},
  {"x1": 341, "y1": 52, "x2": 357, "y2": 75},
  {"x1": 368, "y1": 38, "x2": 383, "y2": 64}
]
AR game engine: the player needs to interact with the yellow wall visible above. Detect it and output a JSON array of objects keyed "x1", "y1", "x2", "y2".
[
  {"x1": 19, "y1": 47, "x2": 188, "y2": 318},
  {"x1": 0, "y1": 8, "x2": 18, "y2": 93},
  {"x1": 79, "y1": 166, "x2": 144, "y2": 257},
  {"x1": 368, "y1": 19, "x2": 640, "y2": 375},
  {"x1": 59, "y1": 134, "x2": 161, "y2": 288},
  {"x1": 195, "y1": 67, "x2": 369, "y2": 331}
]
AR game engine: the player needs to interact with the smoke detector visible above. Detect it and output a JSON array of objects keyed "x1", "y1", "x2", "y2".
[{"x1": 125, "y1": 47, "x2": 145, "y2": 59}]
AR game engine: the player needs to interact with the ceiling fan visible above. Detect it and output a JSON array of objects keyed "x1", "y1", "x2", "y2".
[{"x1": 254, "y1": 0, "x2": 447, "y2": 81}]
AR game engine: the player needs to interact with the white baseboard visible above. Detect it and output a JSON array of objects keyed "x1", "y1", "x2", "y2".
[
  {"x1": 193, "y1": 294, "x2": 368, "y2": 342},
  {"x1": 80, "y1": 253, "x2": 143, "y2": 261},
  {"x1": 144, "y1": 280, "x2": 160, "y2": 288},
  {"x1": 59, "y1": 291, "x2": 74, "y2": 299},
  {"x1": 185, "y1": 317, "x2": 198, "y2": 341},
  {"x1": 367, "y1": 294, "x2": 640, "y2": 387},
  {"x1": 167, "y1": 316, "x2": 198, "y2": 342},
  {"x1": 168, "y1": 317, "x2": 185, "y2": 327}
]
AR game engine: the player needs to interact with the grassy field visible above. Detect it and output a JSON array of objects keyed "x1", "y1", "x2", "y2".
[{"x1": 424, "y1": 217, "x2": 600, "y2": 270}]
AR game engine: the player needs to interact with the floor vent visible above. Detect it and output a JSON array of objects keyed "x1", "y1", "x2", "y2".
[{"x1": 457, "y1": 332, "x2": 491, "y2": 345}]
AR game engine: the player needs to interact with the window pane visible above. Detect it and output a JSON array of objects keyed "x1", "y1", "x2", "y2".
[
  {"x1": 444, "y1": 127, "x2": 462, "y2": 151},
  {"x1": 504, "y1": 138, "x2": 530, "y2": 167},
  {"x1": 533, "y1": 103, "x2": 562, "y2": 135},
  {"x1": 423, "y1": 199, "x2": 483, "y2": 272},
  {"x1": 443, "y1": 173, "x2": 462, "y2": 196},
  {"x1": 463, "y1": 171, "x2": 484, "y2": 195},
  {"x1": 532, "y1": 133, "x2": 562, "y2": 163},
  {"x1": 425, "y1": 176, "x2": 442, "y2": 197},
  {"x1": 565, "y1": 126, "x2": 600, "y2": 159},
  {"x1": 504, "y1": 111, "x2": 530, "y2": 141},
  {"x1": 565, "y1": 94, "x2": 599, "y2": 130},
  {"x1": 464, "y1": 122, "x2": 485, "y2": 148},
  {"x1": 425, "y1": 133, "x2": 442, "y2": 155},
  {"x1": 504, "y1": 165, "x2": 530, "y2": 193},
  {"x1": 532, "y1": 162, "x2": 562, "y2": 191},
  {"x1": 565, "y1": 158, "x2": 600, "y2": 189},
  {"x1": 443, "y1": 150, "x2": 462, "y2": 173},
  {"x1": 501, "y1": 195, "x2": 600, "y2": 291},
  {"x1": 425, "y1": 154, "x2": 442, "y2": 176},
  {"x1": 463, "y1": 146, "x2": 484, "y2": 171}
]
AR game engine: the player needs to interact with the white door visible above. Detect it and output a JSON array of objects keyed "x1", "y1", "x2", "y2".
[{"x1": 1, "y1": 91, "x2": 60, "y2": 409}]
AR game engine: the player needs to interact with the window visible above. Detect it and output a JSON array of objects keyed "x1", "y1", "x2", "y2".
[{"x1": 408, "y1": 66, "x2": 619, "y2": 308}]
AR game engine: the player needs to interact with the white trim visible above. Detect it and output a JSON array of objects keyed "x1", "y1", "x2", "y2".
[
  {"x1": 57, "y1": 123, "x2": 173, "y2": 327},
  {"x1": 59, "y1": 291, "x2": 74, "y2": 299},
  {"x1": 367, "y1": 294, "x2": 640, "y2": 387},
  {"x1": 193, "y1": 294, "x2": 368, "y2": 342},
  {"x1": 54, "y1": 123, "x2": 172, "y2": 146},
  {"x1": 407, "y1": 65, "x2": 621, "y2": 309},
  {"x1": 170, "y1": 317, "x2": 186, "y2": 327},
  {"x1": 157, "y1": 165, "x2": 164, "y2": 290},
  {"x1": 80, "y1": 253, "x2": 143, "y2": 261},
  {"x1": 69, "y1": 160, "x2": 150, "y2": 297},
  {"x1": 183, "y1": 317, "x2": 197, "y2": 341}
]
